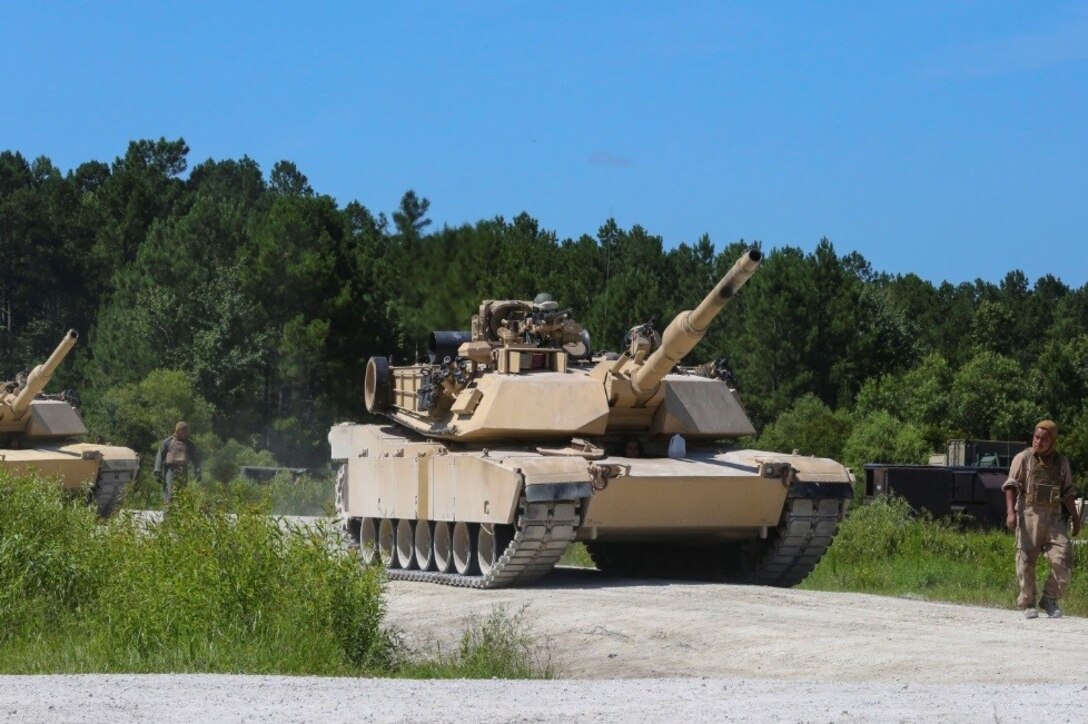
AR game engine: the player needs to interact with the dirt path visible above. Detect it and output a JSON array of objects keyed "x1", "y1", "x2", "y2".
[
  {"x1": 10, "y1": 519, "x2": 1088, "y2": 720},
  {"x1": 384, "y1": 566, "x2": 1088, "y2": 682},
  {"x1": 6, "y1": 569, "x2": 1088, "y2": 721}
]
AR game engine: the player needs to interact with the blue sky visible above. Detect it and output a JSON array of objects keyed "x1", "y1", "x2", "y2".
[{"x1": 3, "y1": 2, "x2": 1086, "y2": 287}]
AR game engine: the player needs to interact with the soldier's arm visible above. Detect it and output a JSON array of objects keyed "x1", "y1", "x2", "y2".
[
  {"x1": 1063, "y1": 496, "x2": 1081, "y2": 536},
  {"x1": 1002, "y1": 453, "x2": 1026, "y2": 531},
  {"x1": 153, "y1": 439, "x2": 165, "y2": 474},
  {"x1": 189, "y1": 441, "x2": 203, "y2": 476},
  {"x1": 1061, "y1": 456, "x2": 1081, "y2": 536},
  {"x1": 1059, "y1": 455, "x2": 1074, "y2": 496},
  {"x1": 1004, "y1": 488, "x2": 1018, "y2": 531}
]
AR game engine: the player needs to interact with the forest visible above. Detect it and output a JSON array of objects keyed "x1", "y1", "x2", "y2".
[{"x1": 2, "y1": 138, "x2": 1087, "y2": 486}]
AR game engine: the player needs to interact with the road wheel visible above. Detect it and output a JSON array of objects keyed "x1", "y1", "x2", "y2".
[
  {"x1": 433, "y1": 521, "x2": 453, "y2": 573},
  {"x1": 477, "y1": 523, "x2": 514, "y2": 576},
  {"x1": 415, "y1": 521, "x2": 435, "y2": 571},
  {"x1": 378, "y1": 518, "x2": 398, "y2": 568},
  {"x1": 359, "y1": 518, "x2": 380, "y2": 566},
  {"x1": 395, "y1": 519, "x2": 416, "y2": 569},
  {"x1": 452, "y1": 521, "x2": 478, "y2": 575}
]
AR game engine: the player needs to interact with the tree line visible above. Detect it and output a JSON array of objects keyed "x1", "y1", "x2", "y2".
[{"x1": 2, "y1": 138, "x2": 1087, "y2": 485}]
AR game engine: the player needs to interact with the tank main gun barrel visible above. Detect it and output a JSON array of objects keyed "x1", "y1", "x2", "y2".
[
  {"x1": 6, "y1": 329, "x2": 78, "y2": 416},
  {"x1": 630, "y1": 249, "x2": 762, "y2": 398}
]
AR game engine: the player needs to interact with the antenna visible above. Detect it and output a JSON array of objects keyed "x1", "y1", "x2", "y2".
[{"x1": 603, "y1": 207, "x2": 613, "y2": 344}]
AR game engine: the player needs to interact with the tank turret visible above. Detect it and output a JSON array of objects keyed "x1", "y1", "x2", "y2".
[
  {"x1": 1, "y1": 329, "x2": 79, "y2": 426},
  {"x1": 0, "y1": 329, "x2": 139, "y2": 517},
  {"x1": 586, "y1": 248, "x2": 761, "y2": 436},
  {"x1": 364, "y1": 248, "x2": 762, "y2": 442}
]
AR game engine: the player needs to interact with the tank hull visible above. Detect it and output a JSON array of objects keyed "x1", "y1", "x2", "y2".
[
  {"x1": 330, "y1": 422, "x2": 853, "y2": 587},
  {"x1": 0, "y1": 443, "x2": 139, "y2": 518}
]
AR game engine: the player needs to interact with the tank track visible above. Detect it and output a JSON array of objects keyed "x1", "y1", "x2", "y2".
[
  {"x1": 382, "y1": 500, "x2": 581, "y2": 589},
  {"x1": 91, "y1": 468, "x2": 137, "y2": 519},
  {"x1": 587, "y1": 495, "x2": 846, "y2": 587},
  {"x1": 743, "y1": 496, "x2": 845, "y2": 587}
]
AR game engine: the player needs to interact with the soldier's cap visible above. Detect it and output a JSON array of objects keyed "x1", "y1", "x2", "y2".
[
  {"x1": 1035, "y1": 419, "x2": 1058, "y2": 436},
  {"x1": 175, "y1": 421, "x2": 189, "y2": 433}
]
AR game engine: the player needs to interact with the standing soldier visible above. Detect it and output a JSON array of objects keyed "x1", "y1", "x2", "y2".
[
  {"x1": 154, "y1": 421, "x2": 203, "y2": 505},
  {"x1": 1002, "y1": 420, "x2": 1082, "y2": 619}
]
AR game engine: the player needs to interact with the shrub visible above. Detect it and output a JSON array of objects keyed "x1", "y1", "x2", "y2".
[
  {"x1": 841, "y1": 410, "x2": 930, "y2": 475},
  {"x1": 83, "y1": 368, "x2": 215, "y2": 458},
  {"x1": 400, "y1": 605, "x2": 551, "y2": 679},
  {"x1": 0, "y1": 474, "x2": 389, "y2": 674},
  {"x1": 755, "y1": 393, "x2": 852, "y2": 460},
  {"x1": 803, "y1": 496, "x2": 1086, "y2": 614},
  {"x1": 0, "y1": 471, "x2": 107, "y2": 644}
]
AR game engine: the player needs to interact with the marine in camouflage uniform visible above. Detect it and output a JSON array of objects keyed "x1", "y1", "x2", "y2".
[
  {"x1": 1002, "y1": 420, "x2": 1082, "y2": 619},
  {"x1": 153, "y1": 421, "x2": 203, "y2": 505}
]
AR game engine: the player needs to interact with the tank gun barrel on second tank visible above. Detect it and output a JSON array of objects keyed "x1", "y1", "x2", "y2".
[
  {"x1": 4, "y1": 329, "x2": 79, "y2": 418},
  {"x1": 629, "y1": 248, "x2": 762, "y2": 398}
]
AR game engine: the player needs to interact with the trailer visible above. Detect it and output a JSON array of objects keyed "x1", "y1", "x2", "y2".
[{"x1": 864, "y1": 439, "x2": 1024, "y2": 527}]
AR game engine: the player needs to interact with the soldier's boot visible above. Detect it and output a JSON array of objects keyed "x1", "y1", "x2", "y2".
[
  {"x1": 1040, "y1": 597, "x2": 1063, "y2": 619},
  {"x1": 1023, "y1": 607, "x2": 1039, "y2": 619}
]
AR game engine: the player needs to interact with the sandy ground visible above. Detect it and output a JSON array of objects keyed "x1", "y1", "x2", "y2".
[
  {"x1": 6, "y1": 566, "x2": 1088, "y2": 722},
  {"x1": 2, "y1": 674, "x2": 1086, "y2": 723},
  {"x1": 384, "y1": 566, "x2": 1088, "y2": 683}
]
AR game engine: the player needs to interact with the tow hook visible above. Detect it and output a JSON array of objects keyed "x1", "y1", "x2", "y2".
[
  {"x1": 760, "y1": 461, "x2": 795, "y2": 488},
  {"x1": 588, "y1": 463, "x2": 626, "y2": 491}
]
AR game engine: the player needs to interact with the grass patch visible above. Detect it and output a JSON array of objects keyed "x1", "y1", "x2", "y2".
[
  {"x1": 124, "y1": 470, "x2": 335, "y2": 516},
  {"x1": 0, "y1": 471, "x2": 548, "y2": 677},
  {"x1": 0, "y1": 471, "x2": 389, "y2": 673},
  {"x1": 801, "y1": 495, "x2": 1088, "y2": 615},
  {"x1": 559, "y1": 542, "x2": 594, "y2": 568},
  {"x1": 397, "y1": 605, "x2": 551, "y2": 679}
]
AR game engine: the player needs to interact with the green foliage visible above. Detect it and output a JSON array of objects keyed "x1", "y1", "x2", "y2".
[
  {"x1": 559, "y1": 542, "x2": 594, "y2": 568},
  {"x1": 0, "y1": 471, "x2": 390, "y2": 673},
  {"x1": 841, "y1": 411, "x2": 930, "y2": 476},
  {"x1": 399, "y1": 606, "x2": 551, "y2": 679},
  {"x1": 754, "y1": 393, "x2": 852, "y2": 460},
  {"x1": 802, "y1": 497, "x2": 1088, "y2": 615},
  {"x1": 124, "y1": 466, "x2": 332, "y2": 516},
  {"x1": 0, "y1": 471, "x2": 103, "y2": 642},
  {"x1": 201, "y1": 439, "x2": 278, "y2": 483},
  {"x1": 856, "y1": 353, "x2": 954, "y2": 432},
  {"x1": 950, "y1": 351, "x2": 1041, "y2": 440},
  {"x1": 1058, "y1": 412, "x2": 1088, "y2": 492},
  {"x1": 83, "y1": 368, "x2": 215, "y2": 459},
  {"x1": 1032, "y1": 335, "x2": 1088, "y2": 425},
  {"x1": 122, "y1": 470, "x2": 166, "y2": 511},
  {"x1": 193, "y1": 472, "x2": 335, "y2": 517},
  {"x1": 0, "y1": 471, "x2": 549, "y2": 677},
  {"x1": 5, "y1": 137, "x2": 1088, "y2": 470}
]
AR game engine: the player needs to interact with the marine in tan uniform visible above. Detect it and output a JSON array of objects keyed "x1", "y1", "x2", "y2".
[
  {"x1": 1002, "y1": 420, "x2": 1081, "y2": 619},
  {"x1": 153, "y1": 421, "x2": 203, "y2": 505}
]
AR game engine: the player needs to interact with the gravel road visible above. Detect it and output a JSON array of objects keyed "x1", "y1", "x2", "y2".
[{"x1": 6, "y1": 566, "x2": 1088, "y2": 722}]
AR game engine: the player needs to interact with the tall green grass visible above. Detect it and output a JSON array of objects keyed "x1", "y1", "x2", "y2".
[
  {"x1": 0, "y1": 468, "x2": 391, "y2": 670},
  {"x1": 802, "y1": 496, "x2": 1088, "y2": 615},
  {"x1": 124, "y1": 470, "x2": 335, "y2": 516},
  {"x1": 0, "y1": 470, "x2": 548, "y2": 676},
  {"x1": 0, "y1": 471, "x2": 389, "y2": 673},
  {"x1": 561, "y1": 496, "x2": 1085, "y2": 616},
  {"x1": 397, "y1": 605, "x2": 552, "y2": 679}
]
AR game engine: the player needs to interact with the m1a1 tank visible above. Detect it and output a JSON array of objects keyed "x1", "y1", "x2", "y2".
[
  {"x1": 330, "y1": 248, "x2": 855, "y2": 588},
  {"x1": 0, "y1": 330, "x2": 139, "y2": 517}
]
